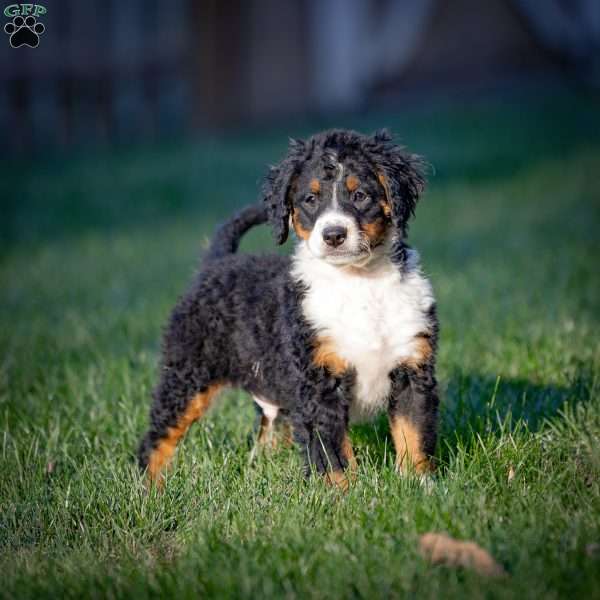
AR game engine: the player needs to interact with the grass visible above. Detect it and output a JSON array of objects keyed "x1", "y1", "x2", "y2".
[{"x1": 1, "y1": 87, "x2": 599, "y2": 598}]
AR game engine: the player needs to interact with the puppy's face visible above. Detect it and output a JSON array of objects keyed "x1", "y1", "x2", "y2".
[
  {"x1": 290, "y1": 153, "x2": 391, "y2": 265},
  {"x1": 263, "y1": 129, "x2": 425, "y2": 266}
]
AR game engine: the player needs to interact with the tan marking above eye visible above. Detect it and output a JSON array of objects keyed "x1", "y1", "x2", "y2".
[
  {"x1": 346, "y1": 175, "x2": 360, "y2": 192},
  {"x1": 309, "y1": 179, "x2": 320, "y2": 194}
]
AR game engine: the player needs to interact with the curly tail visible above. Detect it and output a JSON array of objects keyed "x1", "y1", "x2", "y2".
[{"x1": 205, "y1": 203, "x2": 269, "y2": 261}]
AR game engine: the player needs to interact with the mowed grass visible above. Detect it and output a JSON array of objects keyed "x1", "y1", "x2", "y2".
[{"x1": 1, "y1": 89, "x2": 599, "y2": 599}]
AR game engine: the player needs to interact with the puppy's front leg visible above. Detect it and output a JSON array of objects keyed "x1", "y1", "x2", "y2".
[
  {"x1": 387, "y1": 363, "x2": 439, "y2": 475},
  {"x1": 292, "y1": 378, "x2": 352, "y2": 490}
]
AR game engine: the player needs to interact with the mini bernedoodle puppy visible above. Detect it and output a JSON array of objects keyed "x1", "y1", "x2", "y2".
[{"x1": 138, "y1": 129, "x2": 439, "y2": 489}]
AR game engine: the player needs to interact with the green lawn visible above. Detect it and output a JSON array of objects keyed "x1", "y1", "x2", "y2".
[{"x1": 1, "y1": 88, "x2": 599, "y2": 599}]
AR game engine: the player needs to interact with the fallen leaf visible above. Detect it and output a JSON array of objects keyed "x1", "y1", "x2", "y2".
[{"x1": 420, "y1": 532, "x2": 506, "y2": 577}]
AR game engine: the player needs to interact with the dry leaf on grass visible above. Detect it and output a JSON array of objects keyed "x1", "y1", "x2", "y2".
[{"x1": 420, "y1": 532, "x2": 506, "y2": 577}]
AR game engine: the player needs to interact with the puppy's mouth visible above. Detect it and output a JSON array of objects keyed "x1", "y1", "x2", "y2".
[{"x1": 313, "y1": 246, "x2": 373, "y2": 266}]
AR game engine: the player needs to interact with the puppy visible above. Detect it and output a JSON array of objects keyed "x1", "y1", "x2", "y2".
[{"x1": 138, "y1": 129, "x2": 439, "y2": 488}]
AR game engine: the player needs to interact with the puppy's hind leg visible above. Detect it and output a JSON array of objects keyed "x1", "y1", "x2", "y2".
[
  {"x1": 254, "y1": 395, "x2": 279, "y2": 449},
  {"x1": 249, "y1": 395, "x2": 281, "y2": 463},
  {"x1": 138, "y1": 370, "x2": 224, "y2": 486}
]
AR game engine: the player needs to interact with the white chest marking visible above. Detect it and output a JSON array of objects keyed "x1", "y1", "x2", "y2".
[{"x1": 293, "y1": 245, "x2": 435, "y2": 422}]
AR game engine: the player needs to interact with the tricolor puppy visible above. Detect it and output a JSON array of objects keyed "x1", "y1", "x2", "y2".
[{"x1": 138, "y1": 129, "x2": 439, "y2": 489}]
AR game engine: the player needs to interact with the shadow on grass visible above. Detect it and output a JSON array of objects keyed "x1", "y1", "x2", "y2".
[{"x1": 350, "y1": 368, "x2": 594, "y2": 468}]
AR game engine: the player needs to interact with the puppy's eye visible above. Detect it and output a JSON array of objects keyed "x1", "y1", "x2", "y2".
[
  {"x1": 353, "y1": 190, "x2": 369, "y2": 203},
  {"x1": 303, "y1": 194, "x2": 317, "y2": 206}
]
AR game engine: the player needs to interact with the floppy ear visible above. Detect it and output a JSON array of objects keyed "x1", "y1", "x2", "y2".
[
  {"x1": 262, "y1": 138, "x2": 307, "y2": 245},
  {"x1": 365, "y1": 129, "x2": 426, "y2": 237}
]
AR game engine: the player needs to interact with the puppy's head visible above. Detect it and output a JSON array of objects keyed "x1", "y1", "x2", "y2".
[{"x1": 263, "y1": 129, "x2": 425, "y2": 266}]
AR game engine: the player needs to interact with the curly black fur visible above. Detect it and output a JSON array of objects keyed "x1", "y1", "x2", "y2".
[{"x1": 138, "y1": 128, "x2": 439, "y2": 484}]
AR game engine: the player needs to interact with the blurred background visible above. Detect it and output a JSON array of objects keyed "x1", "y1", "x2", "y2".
[
  {"x1": 1, "y1": 0, "x2": 599, "y2": 248},
  {"x1": 1, "y1": 0, "x2": 599, "y2": 152}
]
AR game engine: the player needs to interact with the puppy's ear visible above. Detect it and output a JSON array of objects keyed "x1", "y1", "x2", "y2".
[
  {"x1": 262, "y1": 138, "x2": 307, "y2": 245},
  {"x1": 366, "y1": 129, "x2": 426, "y2": 237}
]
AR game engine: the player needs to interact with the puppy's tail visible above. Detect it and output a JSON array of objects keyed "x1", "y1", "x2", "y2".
[{"x1": 205, "y1": 203, "x2": 269, "y2": 260}]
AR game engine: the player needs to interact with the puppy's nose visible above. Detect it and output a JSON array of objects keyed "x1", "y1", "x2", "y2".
[{"x1": 322, "y1": 225, "x2": 347, "y2": 248}]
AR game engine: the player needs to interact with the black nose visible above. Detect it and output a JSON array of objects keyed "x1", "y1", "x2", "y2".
[{"x1": 322, "y1": 225, "x2": 347, "y2": 248}]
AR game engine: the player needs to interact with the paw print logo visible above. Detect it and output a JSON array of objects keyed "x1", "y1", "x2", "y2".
[{"x1": 4, "y1": 15, "x2": 45, "y2": 48}]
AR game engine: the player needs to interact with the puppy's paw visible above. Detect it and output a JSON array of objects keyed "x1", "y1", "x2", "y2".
[{"x1": 324, "y1": 470, "x2": 350, "y2": 492}]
